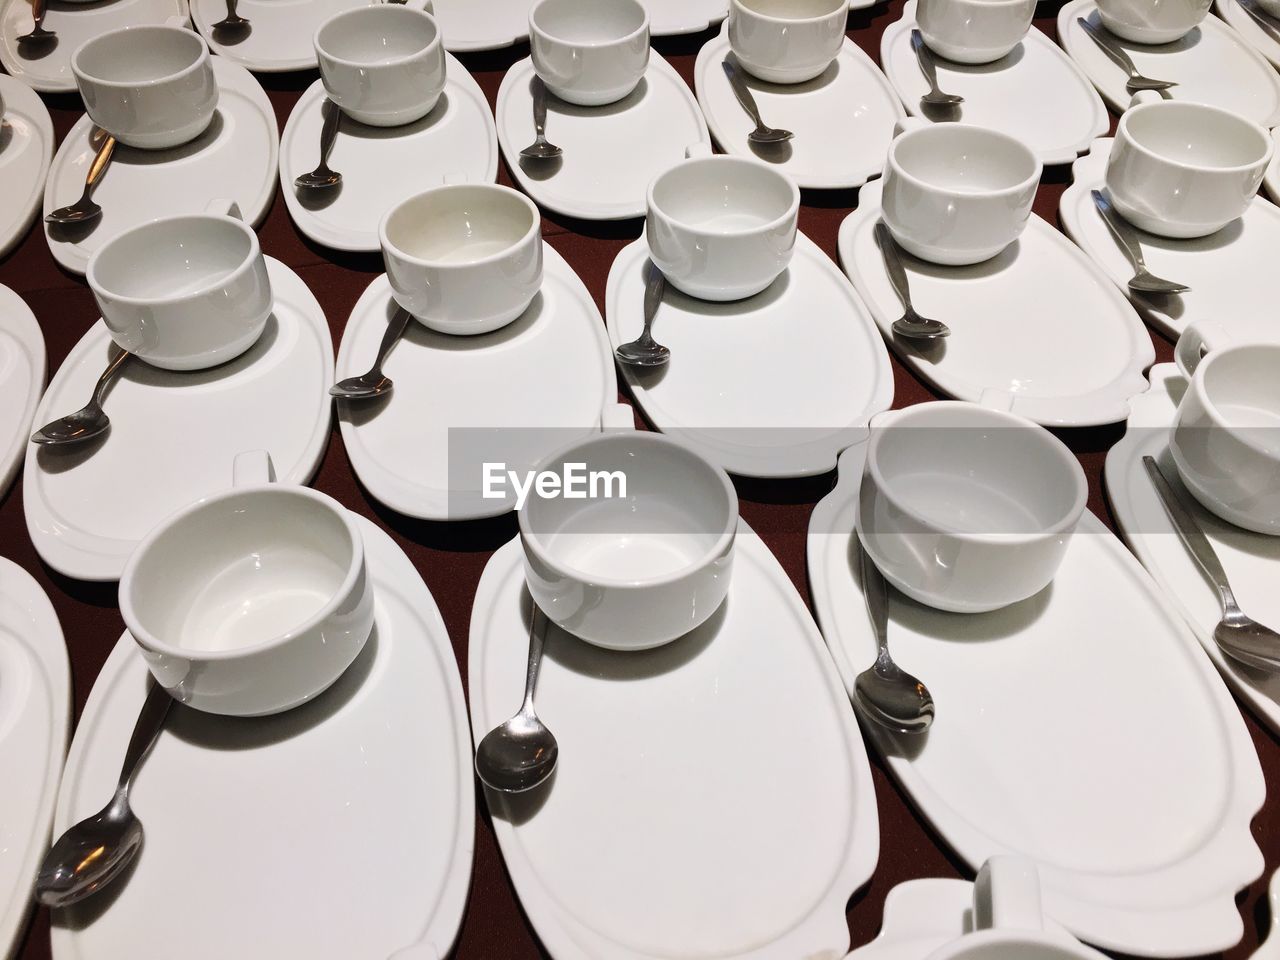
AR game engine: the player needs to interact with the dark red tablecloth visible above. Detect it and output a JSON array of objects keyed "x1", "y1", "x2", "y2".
[{"x1": 3, "y1": 3, "x2": 1277, "y2": 957}]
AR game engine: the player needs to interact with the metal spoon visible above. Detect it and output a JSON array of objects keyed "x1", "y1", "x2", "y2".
[
  {"x1": 614, "y1": 265, "x2": 670, "y2": 369},
  {"x1": 475, "y1": 605, "x2": 559, "y2": 793},
  {"x1": 519, "y1": 77, "x2": 562, "y2": 161},
  {"x1": 1090, "y1": 190, "x2": 1189, "y2": 296},
  {"x1": 911, "y1": 30, "x2": 963, "y2": 108},
  {"x1": 874, "y1": 221, "x2": 951, "y2": 341},
  {"x1": 330, "y1": 308, "x2": 412, "y2": 400},
  {"x1": 722, "y1": 58, "x2": 793, "y2": 145},
  {"x1": 211, "y1": 0, "x2": 250, "y2": 35},
  {"x1": 46, "y1": 134, "x2": 116, "y2": 226},
  {"x1": 1238, "y1": 0, "x2": 1280, "y2": 45},
  {"x1": 1078, "y1": 18, "x2": 1177, "y2": 94},
  {"x1": 853, "y1": 542, "x2": 935, "y2": 734},
  {"x1": 36, "y1": 679, "x2": 172, "y2": 907},
  {"x1": 1143, "y1": 456, "x2": 1280, "y2": 673},
  {"x1": 294, "y1": 100, "x2": 342, "y2": 190},
  {"x1": 31, "y1": 347, "x2": 130, "y2": 446},
  {"x1": 16, "y1": 0, "x2": 56, "y2": 49}
]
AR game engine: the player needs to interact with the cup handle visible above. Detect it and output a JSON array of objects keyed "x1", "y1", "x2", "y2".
[
  {"x1": 684, "y1": 142, "x2": 713, "y2": 160},
  {"x1": 893, "y1": 116, "x2": 929, "y2": 138},
  {"x1": 974, "y1": 856, "x2": 1044, "y2": 932},
  {"x1": 1174, "y1": 320, "x2": 1230, "y2": 379},
  {"x1": 1127, "y1": 89, "x2": 1163, "y2": 109},
  {"x1": 602, "y1": 403, "x2": 636, "y2": 432},
  {"x1": 164, "y1": 13, "x2": 192, "y2": 28},
  {"x1": 205, "y1": 198, "x2": 244, "y2": 221},
  {"x1": 233, "y1": 450, "x2": 275, "y2": 487}
]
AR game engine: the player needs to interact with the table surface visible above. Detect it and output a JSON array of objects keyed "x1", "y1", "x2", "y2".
[{"x1": 4, "y1": 2, "x2": 1278, "y2": 957}]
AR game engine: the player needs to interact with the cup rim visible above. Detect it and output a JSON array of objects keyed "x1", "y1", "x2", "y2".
[
  {"x1": 119, "y1": 485, "x2": 366, "y2": 663},
  {"x1": 1191, "y1": 343, "x2": 1280, "y2": 459},
  {"x1": 729, "y1": 0, "x2": 849, "y2": 24},
  {"x1": 529, "y1": 0, "x2": 650, "y2": 48},
  {"x1": 889, "y1": 122, "x2": 1042, "y2": 199},
  {"x1": 314, "y1": 4, "x2": 441, "y2": 70},
  {"x1": 647, "y1": 155, "x2": 801, "y2": 241},
  {"x1": 517, "y1": 432, "x2": 739, "y2": 590},
  {"x1": 379, "y1": 183, "x2": 541, "y2": 271},
  {"x1": 72, "y1": 24, "x2": 208, "y2": 90},
  {"x1": 1118, "y1": 101, "x2": 1273, "y2": 176},
  {"x1": 864, "y1": 401, "x2": 1088, "y2": 544}
]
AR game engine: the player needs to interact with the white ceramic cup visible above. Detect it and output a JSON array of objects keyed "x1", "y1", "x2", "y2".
[
  {"x1": 727, "y1": 0, "x2": 847, "y2": 84},
  {"x1": 880, "y1": 118, "x2": 1041, "y2": 266},
  {"x1": 72, "y1": 21, "x2": 218, "y2": 150},
  {"x1": 1105, "y1": 92, "x2": 1271, "y2": 240},
  {"x1": 380, "y1": 183, "x2": 543, "y2": 335},
  {"x1": 120, "y1": 451, "x2": 375, "y2": 717},
  {"x1": 86, "y1": 199, "x2": 272, "y2": 371},
  {"x1": 519, "y1": 424, "x2": 737, "y2": 651},
  {"x1": 1094, "y1": 0, "x2": 1211, "y2": 43},
  {"x1": 857, "y1": 401, "x2": 1087, "y2": 613},
  {"x1": 1169, "y1": 322, "x2": 1280, "y2": 535},
  {"x1": 315, "y1": 0, "x2": 445, "y2": 127},
  {"x1": 646, "y1": 146, "x2": 799, "y2": 301},
  {"x1": 917, "y1": 0, "x2": 1036, "y2": 64},
  {"x1": 529, "y1": 0, "x2": 650, "y2": 106}
]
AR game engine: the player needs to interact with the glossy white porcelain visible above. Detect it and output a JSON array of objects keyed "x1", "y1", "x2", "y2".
[
  {"x1": 432, "y1": 0, "x2": 726, "y2": 50},
  {"x1": 917, "y1": 0, "x2": 1034, "y2": 64},
  {"x1": 882, "y1": 118, "x2": 1040, "y2": 266},
  {"x1": 530, "y1": 0, "x2": 649, "y2": 106},
  {"x1": 727, "y1": 0, "x2": 846, "y2": 84},
  {"x1": 315, "y1": 0, "x2": 445, "y2": 127},
  {"x1": 1095, "y1": 0, "x2": 1210, "y2": 43},
  {"x1": 0, "y1": 75, "x2": 53, "y2": 260},
  {"x1": 381, "y1": 183, "x2": 542, "y2": 334},
  {"x1": 646, "y1": 151, "x2": 798, "y2": 301},
  {"x1": 857, "y1": 401, "x2": 1087, "y2": 613},
  {"x1": 192, "y1": 0, "x2": 364, "y2": 72},
  {"x1": 1218, "y1": 0, "x2": 1280, "y2": 69},
  {"x1": 0, "y1": 286, "x2": 44, "y2": 500},
  {"x1": 72, "y1": 23, "x2": 217, "y2": 150}
]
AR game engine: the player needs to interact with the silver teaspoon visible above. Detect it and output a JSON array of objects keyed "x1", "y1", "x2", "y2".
[
  {"x1": 874, "y1": 221, "x2": 950, "y2": 341},
  {"x1": 330, "y1": 308, "x2": 412, "y2": 400},
  {"x1": 520, "y1": 77, "x2": 563, "y2": 161},
  {"x1": 1090, "y1": 190, "x2": 1189, "y2": 296},
  {"x1": 1143, "y1": 455, "x2": 1280, "y2": 672},
  {"x1": 854, "y1": 542, "x2": 935, "y2": 734},
  {"x1": 295, "y1": 99, "x2": 342, "y2": 190},
  {"x1": 1077, "y1": 18, "x2": 1177, "y2": 94},
  {"x1": 722, "y1": 58, "x2": 793, "y2": 145},
  {"x1": 31, "y1": 347, "x2": 130, "y2": 446},
  {"x1": 16, "y1": 0, "x2": 55, "y2": 48},
  {"x1": 45, "y1": 134, "x2": 116, "y2": 226},
  {"x1": 36, "y1": 679, "x2": 172, "y2": 907},
  {"x1": 211, "y1": 0, "x2": 250, "y2": 36},
  {"x1": 614, "y1": 265, "x2": 670, "y2": 368},
  {"x1": 475, "y1": 605, "x2": 559, "y2": 793},
  {"x1": 911, "y1": 30, "x2": 963, "y2": 107}
]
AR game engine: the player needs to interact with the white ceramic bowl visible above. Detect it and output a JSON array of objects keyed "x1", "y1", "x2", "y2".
[
  {"x1": 530, "y1": 0, "x2": 650, "y2": 106},
  {"x1": 519, "y1": 431, "x2": 738, "y2": 650},
  {"x1": 916, "y1": 0, "x2": 1036, "y2": 64},
  {"x1": 857, "y1": 402, "x2": 1087, "y2": 613},
  {"x1": 1095, "y1": 0, "x2": 1212, "y2": 44},
  {"x1": 380, "y1": 184, "x2": 543, "y2": 335},
  {"x1": 646, "y1": 153, "x2": 799, "y2": 302},
  {"x1": 727, "y1": 0, "x2": 847, "y2": 84}
]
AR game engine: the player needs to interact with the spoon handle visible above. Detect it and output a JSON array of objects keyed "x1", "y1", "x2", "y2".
[
  {"x1": 640, "y1": 265, "x2": 665, "y2": 344},
  {"x1": 1091, "y1": 189, "x2": 1151, "y2": 276},
  {"x1": 318, "y1": 99, "x2": 341, "y2": 168},
  {"x1": 874, "y1": 221, "x2": 916, "y2": 315},
  {"x1": 1078, "y1": 17, "x2": 1141, "y2": 81},
  {"x1": 85, "y1": 134, "x2": 117, "y2": 196},
  {"x1": 372, "y1": 308, "x2": 412, "y2": 373},
  {"x1": 1142, "y1": 456, "x2": 1238, "y2": 609},
  {"x1": 31, "y1": 0, "x2": 47, "y2": 30},
  {"x1": 520, "y1": 605, "x2": 547, "y2": 713},
  {"x1": 225, "y1": 0, "x2": 238, "y2": 19},
  {"x1": 722, "y1": 58, "x2": 765, "y2": 131},
  {"x1": 910, "y1": 29, "x2": 944, "y2": 96},
  {"x1": 116, "y1": 679, "x2": 173, "y2": 796},
  {"x1": 858, "y1": 539, "x2": 890, "y2": 654},
  {"x1": 532, "y1": 76, "x2": 549, "y2": 140},
  {"x1": 91, "y1": 346, "x2": 130, "y2": 411},
  {"x1": 1240, "y1": 0, "x2": 1280, "y2": 44}
]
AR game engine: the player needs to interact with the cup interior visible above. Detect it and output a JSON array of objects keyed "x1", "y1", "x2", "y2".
[
  {"x1": 1200, "y1": 346, "x2": 1280, "y2": 453},
  {"x1": 75, "y1": 26, "x2": 204, "y2": 84},
  {"x1": 521, "y1": 435, "x2": 736, "y2": 585},
  {"x1": 1125, "y1": 103, "x2": 1270, "y2": 170},
  {"x1": 894, "y1": 125, "x2": 1039, "y2": 194},
  {"x1": 125, "y1": 490, "x2": 357, "y2": 655},
  {"x1": 869, "y1": 405, "x2": 1084, "y2": 536},
  {"x1": 531, "y1": 0, "x2": 647, "y2": 43},
  {"x1": 91, "y1": 216, "x2": 254, "y2": 302},
  {"x1": 384, "y1": 186, "x2": 536, "y2": 266},
  {"x1": 650, "y1": 158, "x2": 797, "y2": 235},
  {"x1": 316, "y1": 6, "x2": 438, "y2": 65},
  {"x1": 734, "y1": 0, "x2": 847, "y2": 19}
]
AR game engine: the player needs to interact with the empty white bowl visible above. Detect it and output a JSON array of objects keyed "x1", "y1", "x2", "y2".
[
  {"x1": 529, "y1": 0, "x2": 650, "y2": 106},
  {"x1": 728, "y1": 0, "x2": 847, "y2": 84},
  {"x1": 1095, "y1": 0, "x2": 1212, "y2": 44}
]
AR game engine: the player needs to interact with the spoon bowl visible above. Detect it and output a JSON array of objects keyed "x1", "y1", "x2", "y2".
[
  {"x1": 30, "y1": 405, "x2": 111, "y2": 445},
  {"x1": 614, "y1": 267, "x2": 670, "y2": 369},
  {"x1": 854, "y1": 665, "x2": 935, "y2": 735},
  {"x1": 295, "y1": 169, "x2": 343, "y2": 190},
  {"x1": 520, "y1": 139, "x2": 563, "y2": 160},
  {"x1": 1214, "y1": 611, "x2": 1280, "y2": 673},
  {"x1": 330, "y1": 308, "x2": 411, "y2": 401},
  {"x1": 36, "y1": 801, "x2": 142, "y2": 907}
]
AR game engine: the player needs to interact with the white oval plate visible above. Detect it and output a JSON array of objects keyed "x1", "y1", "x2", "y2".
[
  {"x1": 694, "y1": 29, "x2": 903, "y2": 190},
  {"x1": 1105, "y1": 364, "x2": 1280, "y2": 740},
  {"x1": 496, "y1": 55, "x2": 711, "y2": 222},
  {"x1": 838, "y1": 179, "x2": 1153, "y2": 427},
  {"x1": 23, "y1": 258, "x2": 332, "y2": 583},
  {"x1": 192, "y1": 0, "x2": 366, "y2": 72},
  {"x1": 880, "y1": 2, "x2": 1107, "y2": 165},
  {"x1": 1058, "y1": 0, "x2": 1280, "y2": 126},
  {"x1": 808, "y1": 440, "x2": 1264, "y2": 957},
  {"x1": 0, "y1": 75, "x2": 53, "y2": 260},
  {"x1": 605, "y1": 234, "x2": 893, "y2": 478},
  {"x1": 1214, "y1": 0, "x2": 1280, "y2": 70},
  {"x1": 470, "y1": 528, "x2": 878, "y2": 960},
  {"x1": 0, "y1": 285, "x2": 44, "y2": 499},
  {"x1": 50, "y1": 516, "x2": 473, "y2": 960},
  {"x1": 1060, "y1": 138, "x2": 1280, "y2": 341},
  {"x1": 0, "y1": 0, "x2": 188, "y2": 93},
  {"x1": 281, "y1": 69, "x2": 498, "y2": 253},
  {"x1": 0, "y1": 558, "x2": 69, "y2": 960},
  {"x1": 336, "y1": 244, "x2": 618, "y2": 520},
  {"x1": 43, "y1": 57, "x2": 277, "y2": 277},
  {"x1": 434, "y1": 0, "x2": 727, "y2": 51}
]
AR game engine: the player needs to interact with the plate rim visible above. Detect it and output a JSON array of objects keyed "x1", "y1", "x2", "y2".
[
  {"x1": 0, "y1": 284, "x2": 45, "y2": 499},
  {"x1": 0, "y1": 75, "x2": 54, "y2": 260}
]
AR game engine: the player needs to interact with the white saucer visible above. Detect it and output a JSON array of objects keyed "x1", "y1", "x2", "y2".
[
  {"x1": 881, "y1": 2, "x2": 1107, "y2": 165},
  {"x1": 43, "y1": 57, "x2": 278, "y2": 277},
  {"x1": 0, "y1": 558, "x2": 69, "y2": 960},
  {"x1": 1060, "y1": 138, "x2": 1280, "y2": 341},
  {"x1": 0, "y1": 75, "x2": 52, "y2": 260},
  {"x1": 1058, "y1": 0, "x2": 1280, "y2": 126},
  {"x1": 838, "y1": 179, "x2": 1153, "y2": 427},
  {"x1": 1215, "y1": 0, "x2": 1280, "y2": 70},
  {"x1": 496, "y1": 55, "x2": 710, "y2": 221},
  {"x1": 809, "y1": 440, "x2": 1264, "y2": 957},
  {"x1": 191, "y1": 0, "x2": 363, "y2": 72},
  {"x1": 281, "y1": 70, "x2": 498, "y2": 253},
  {"x1": 51, "y1": 516, "x2": 473, "y2": 960},
  {"x1": 0, "y1": 285, "x2": 43, "y2": 499},
  {"x1": 0, "y1": 0, "x2": 188, "y2": 94},
  {"x1": 336, "y1": 245, "x2": 618, "y2": 521},
  {"x1": 24, "y1": 258, "x2": 332, "y2": 583},
  {"x1": 1105, "y1": 364, "x2": 1280, "y2": 741},
  {"x1": 605, "y1": 234, "x2": 893, "y2": 478},
  {"x1": 471, "y1": 528, "x2": 878, "y2": 960},
  {"x1": 433, "y1": 0, "x2": 727, "y2": 51},
  {"x1": 694, "y1": 29, "x2": 903, "y2": 190}
]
